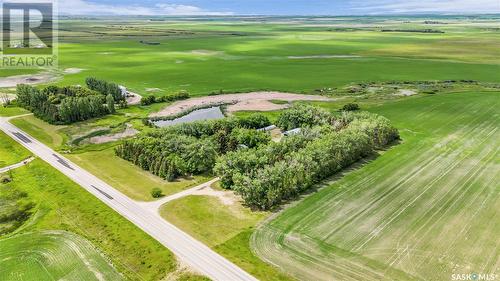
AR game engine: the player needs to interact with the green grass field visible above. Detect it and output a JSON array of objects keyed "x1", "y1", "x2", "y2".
[
  {"x1": 1, "y1": 157, "x2": 177, "y2": 280},
  {"x1": 1, "y1": 16, "x2": 499, "y2": 281},
  {"x1": 0, "y1": 130, "x2": 31, "y2": 167},
  {"x1": 54, "y1": 35, "x2": 500, "y2": 97},
  {"x1": 0, "y1": 106, "x2": 29, "y2": 117},
  {"x1": 10, "y1": 115, "x2": 66, "y2": 149},
  {"x1": 2, "y1": 16, "x2": 497, "y2": 97},
  {"x1": 9, "y1": 111, "x2": 209, "y2": 201},
  {"x1": 68, "y1": 148, "x2": 212, "y2": 201},
  {"x1": 252, "y1": 91, "x2": 500, "y2": 281},
  {"x1": 0, "y1": 231, "x2": 122, "y2": 281},
  {"x1": 161, "y1": 195, "x2": 294, "y2": 281}
]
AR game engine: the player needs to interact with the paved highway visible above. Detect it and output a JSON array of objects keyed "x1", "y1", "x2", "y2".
[{"x1": 0, "y1": 117, "x2": 258, "y2": 281}]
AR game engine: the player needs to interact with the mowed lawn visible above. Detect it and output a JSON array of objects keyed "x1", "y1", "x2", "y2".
[
  {"x1": 10, "y1": 115, "x2": 66, "y2": 149},
  {"x1": 161, "y1": 195, "x2": 294, "y2": 281},
  {"x1": 0, "y1": 231, "x2": 122, "y2": 281},
  {"x1": 67, "y1": 148, "x2": 212, "y2": 201},
  {"x1": 252, "y1": 91, "x2": 500, "y2": 281},
  {"x1": 0, "y1": 130, "x2": 31, "y2": 167}
]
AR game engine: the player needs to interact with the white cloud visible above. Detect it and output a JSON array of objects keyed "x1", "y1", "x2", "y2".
[
  {"x1": 55, "y1": 0, "x2": 233, "y2": 16},
  {"x1": 350, "y1": 0, "x2": 500, "y2": 14}
]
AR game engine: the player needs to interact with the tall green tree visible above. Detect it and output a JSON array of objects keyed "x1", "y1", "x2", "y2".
[{"x1": 106, "y1": 94, "x2": 115, "y2": 114}]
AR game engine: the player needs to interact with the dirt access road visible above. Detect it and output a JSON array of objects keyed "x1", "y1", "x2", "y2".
[{"x1": 150, "y1": 91, "x2": 333, "y2": 117}]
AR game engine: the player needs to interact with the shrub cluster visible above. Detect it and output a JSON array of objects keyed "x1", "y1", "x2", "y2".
[
  {"x1": 85, "y1": 77, "x2": 124, "y2": 102},
  {"x1": 116, "y1": 133, "x2": 218, "y2": 181},
  {"x1": 276, "y1": 104, "x2": 335, "y2": 131},
  {"x1": 140, "y1": 91, "x2": 190, "y2": 106},
  {"x1": 115, "y1": 114, "x2": 272, "y2": 181},
  {"x1": 16, "y1": 84, "x2": 111, "y2": 124},
  {"x1": 218, "y1": 112, "x2": 399, "y2": 210},
  {"x1": 341, "y1": 103, "x2": 360, "y2": 111},
  {"x1": 214, "y1": 127, "x2": 323, "y2": 189},
  {"x1": 151, "y1": 188, "x2": 163, "y2": 198}
]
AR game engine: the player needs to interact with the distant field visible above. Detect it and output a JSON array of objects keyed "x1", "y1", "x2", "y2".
[
  {"x1": 0, "y1": 231, "x2": 122, "y2": 281},
  {"x1": 252, "y1": 91, "x2": 500, "y2": 281},
  {"x1": 0, "y1": 16, "x2": 494, "y2": 97},
  {"x1": 1, "y1": 16, "x2": 499, "y2": 281}
]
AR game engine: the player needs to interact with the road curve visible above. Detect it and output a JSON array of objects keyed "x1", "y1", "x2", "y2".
[{"x1": 0, "y1": 117, "x2": 257, "y2": 281}]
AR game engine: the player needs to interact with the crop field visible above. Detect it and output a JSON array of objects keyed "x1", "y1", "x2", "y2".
[
  {"x1": 2, "y1": 16, "x2": 498, "y2": 97},
  {"x1": 252, "y1": 91, "x2": 500, "y2": 281},
  {"x1": 0, "y1": 231, "x2": 121, "y2": 281},
  {"x1": 1, "y1": 15, "x2": 499, "y2": 281}
]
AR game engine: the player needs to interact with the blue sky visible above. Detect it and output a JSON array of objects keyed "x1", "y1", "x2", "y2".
[{"x1": 54, "y1": 0, "x2": 500, "y2": 15}]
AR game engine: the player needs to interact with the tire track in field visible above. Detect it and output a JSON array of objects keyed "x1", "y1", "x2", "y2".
[
  {"x1": 290, "y1": 99, "x2": 488, "y2": 239},
  {"x1": 391, "y1": 131, "x2": 497, "y2": 249},
  {"x1": 389, "y1": 118, "x2": 499, "y2": 274},
  {"x1": 320, "y1": 123, "x2": 478, "y2": 245},
  {"x1": 284, "y1": 99, "x2": 485, "y2": 236},
  {"x1": 325, "y1": 108, "x2": 498, "y2": 249},
  {"x1": 350, "y1": 122, "x2": 497, "y2": 251},
  {"x1": 386, "y1": 135, "x2": 498, "y2": 275},
  {"x1": 252, "y1": 93, "x2": 500, "y2": 281},
  {"x1": 254, "y1": 224, "x2": 403, "y2": 281},
  {"x1": 404, "y1": 133, "x2": 497, "y2": 247}
]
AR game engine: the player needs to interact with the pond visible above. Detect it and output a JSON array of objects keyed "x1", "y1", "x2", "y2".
[{"x1": 153, "y1": 106, "x2": 224, "y2": 128}]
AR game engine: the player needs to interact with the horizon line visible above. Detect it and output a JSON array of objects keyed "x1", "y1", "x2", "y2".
[{"x1": 59, "y1": 13, "x2": 500, "y2": 17}]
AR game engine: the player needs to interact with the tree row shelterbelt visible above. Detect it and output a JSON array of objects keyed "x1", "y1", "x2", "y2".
[
  {"x1": 116, "y1": 104, "x2": 399, "y2": 210},
  {"x1": 215, "y1": 105, "x2": 399, "y2": 210},
  {"x1": 15, "y1": 78, "x2": 124, "y2": 124},
  {"x1": 115, "y1": 114, "x2": 272, "y2": 181}
]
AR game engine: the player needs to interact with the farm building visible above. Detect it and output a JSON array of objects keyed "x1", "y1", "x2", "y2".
[
  {"x1": 257, "y1": 125, "x2": 277, "y2": 132},
  {"x1": 283, "y1": 128, "x2": 301, "y2": 136},
  {"x1": 118, "y1": 85, "x2": 128, "y2": 97}
]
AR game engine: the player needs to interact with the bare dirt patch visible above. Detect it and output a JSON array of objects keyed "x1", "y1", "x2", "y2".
[
  {"x1": 126, "y1": 92, "x2": 142, "y2": 105},
  {"x1": 288, "y1": 55, "x2": 361, "y2": 59},
  {"x1": 145, "y1": 88, "x2": 162, "y2": 92},
  {"x1": 151, "y1": 91, "x2": 332, "y2": 117},
  {"x1": 64, "y1": 68, "x2": 85, "y2": 74},
  {"x1": 192, "y1": 186, "x2": 239, "y2": 206},
  {"x1": 89, "y1": 124, "x2": 138, "y2": 144},
  {"x1": 0, "y1": 72, "x2": 59, "y2": 88},
  {"x1": 395, "y1": 89, "x2": 418, "y2": 97},
  {"x1": 189, "y1": 50, "x2": 223, "y2": 56}
]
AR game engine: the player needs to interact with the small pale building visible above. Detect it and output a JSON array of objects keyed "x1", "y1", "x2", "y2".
[
  {"x1": 118, "y1": 85, "x2": 128, "y2": 97},
  {"x1": 257, "y1": 125, "x2": 277, "y2": 132},
  {"x1": 283, "y1": 128, "x2": 301, "y2": 136}
]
